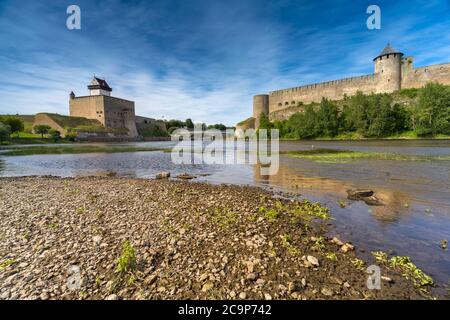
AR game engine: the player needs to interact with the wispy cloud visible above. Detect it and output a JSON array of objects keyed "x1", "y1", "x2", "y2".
[{"x1": 0, "y1": 0, "x2": 449, "y2": 125}]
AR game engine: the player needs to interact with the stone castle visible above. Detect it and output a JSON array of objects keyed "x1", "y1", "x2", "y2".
[
  {"x1": 241, "y1": 43, "x2": 450, "y2": 129},
  {"x1": 69, "y1": 77, "x2": 139, "y2": 137}
]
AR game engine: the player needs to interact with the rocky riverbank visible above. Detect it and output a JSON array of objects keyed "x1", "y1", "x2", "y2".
[{"x1": 0, "y1": 176, "x2": 430, "y2": 300}]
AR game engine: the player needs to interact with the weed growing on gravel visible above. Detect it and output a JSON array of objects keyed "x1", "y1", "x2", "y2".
[
  {"x1": 162, "y1": 218, "x2": 175, "y2": 234},
  {"x1": 338, "y1": 200, "x2": 346, "y2": 208},
  {"x1": 311, "y1": 236, "x2": 326, "y2": 252},
  {"x1": 76, "y1": 207, "x2": 85, "y2": 214},
  {"x1": 115, "y1": 240, "x2": 137, "y2": 274},
  {"x1": 87, "y1": 193, "x2": 99, "y2": 202},
  {"x1": 389, "y1": 256, "x2": 434, "y2": 287},
  {"x1": 351, "y1": 258, "x2": 365, "y2": 271},
  {"x1": 0, "y1": 258, "x2": 16, "y2": 270},
  {"x1": 95, "y1": 209, "x2": 104, "y2": 219},
  {"x1": 22, "y1": 231, "x2": 30, "y2": 240},
  {"x1": 371, "y1": 251, "x2": 388, "y2": 263},
  {"x1": 258, "y1": 206, "x2": 278, "y2": 222},
  {"x1": 213, "y1": 209, "x2": 239, "y2": 229},
  {"x1": 292, "y1": 200, "x2": 330, "y2": 220},
  {"x1": 280, "y1": 234, "x2": 298, "y2": 255},
  {"x1": 325, "y1": 252, "x2": 337, "y2": 261}
]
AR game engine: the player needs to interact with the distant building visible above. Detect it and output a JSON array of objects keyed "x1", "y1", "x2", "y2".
[
  {"x1": 240, "y1": 43, "x2": 450, "y2": 129},
  {"x1": 69, "y1": 77, "x2": 139, "y2": 137}
]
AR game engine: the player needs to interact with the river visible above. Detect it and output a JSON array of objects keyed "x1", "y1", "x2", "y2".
[{"x1": 1, "y1": 139, "x2": 449, "y2": 295}]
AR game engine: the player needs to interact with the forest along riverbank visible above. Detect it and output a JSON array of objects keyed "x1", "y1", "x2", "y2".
[{"x1": 0, "y1": 176, "x2": 434, "y2": 300}]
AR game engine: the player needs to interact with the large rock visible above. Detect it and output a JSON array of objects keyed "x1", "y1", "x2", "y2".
[
  {"x1": 156, "y1": 172, "x2": 170, "y2": 179},
  {"x1": 176, "y1": 173, "x2": 196, "y2": 180},
  {"x1": 362, "y1": 195, "x2": 384, "y2": 206},
  {"x1": 347, "y1": 189, "x2": 384, "y2": 206},
  {"x1": 346, "y1": 189, "x2": 374, "y2": 200}
]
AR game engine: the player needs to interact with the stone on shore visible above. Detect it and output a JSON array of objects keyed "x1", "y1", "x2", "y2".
[{"x1": 156, "y1": 172, "x2": 170, "y2": 179}]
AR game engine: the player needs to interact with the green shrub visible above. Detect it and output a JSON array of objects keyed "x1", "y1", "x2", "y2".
[
  {"x1": 115, "y1": 240, "x2": 137, "y2": 274},
  {"x1": 48, "y1": 129, "x2": 61, "y2": 142},
  {"x1": 0, "y1": 122, "x2": 11, "y2": 141}
]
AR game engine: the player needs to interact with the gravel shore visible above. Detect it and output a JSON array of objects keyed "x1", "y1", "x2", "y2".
[{"x1": 0, "y1": 176, "x2": 428, "y2": 300}]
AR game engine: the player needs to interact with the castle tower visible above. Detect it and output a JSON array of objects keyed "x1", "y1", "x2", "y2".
[
  {"x1": 88, "y1": 76, "x2": 112, "y2": 96},
  {"x1": 373, "y1": 43, "x2": 404, "y2": 93},
  {"x1": 253, "y1": 94, "x2": 269, "y2": 128}
]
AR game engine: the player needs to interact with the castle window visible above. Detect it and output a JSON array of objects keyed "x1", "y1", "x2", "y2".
[
  {"x1": 291, "y1": 101, "x2": 295, "y2": 105},
  {"x1": 278, "y1": 103, "x2": 282, "y2": 106},
  {"x1": 285, "y1": 102, "x2": 289, "y2": 105}
]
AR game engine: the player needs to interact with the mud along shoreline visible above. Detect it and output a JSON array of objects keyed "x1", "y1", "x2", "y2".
[{"x1": 0, "y1": 176, "x2": 432, "y2": 299}]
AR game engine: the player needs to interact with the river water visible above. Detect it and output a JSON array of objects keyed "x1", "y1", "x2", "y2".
[{"x1": 1, "y1": 140, "x2": 449, "y2": 295}]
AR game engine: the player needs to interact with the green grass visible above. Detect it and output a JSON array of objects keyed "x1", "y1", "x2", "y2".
[
  {"x1": 0, "y1": 258, "x2": 16, "y2": 270},
  {"x1": 283, "y1": 148, "x2": 450, "y2": 163},
  {"x1": 1, "y1": 137, "x2": 66, "y2": 145},
  {"x1": 115, "y1": 240, "x2": 137, "y2": 274},
  {"x1": 0, "y1": 145, "x2": 168, "y2": 156},
  {"x1": 389, "y1": 256, "x2": 434, "y2": 287}
]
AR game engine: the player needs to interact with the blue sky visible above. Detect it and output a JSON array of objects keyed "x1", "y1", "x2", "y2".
[{"x1": 0, "y1": 0, "x2": 449, "y2": 125}]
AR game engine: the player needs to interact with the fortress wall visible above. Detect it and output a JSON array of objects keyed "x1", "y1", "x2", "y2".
[
  {"x1": 268, "y1": 74, "x2": 379, "y2": 113},
  {"x1": 402, "y1": 62, "x2": 450, "y2": 88},
  {"x1": 69, "y1": 96, "x2": 105, "y2": 125}
]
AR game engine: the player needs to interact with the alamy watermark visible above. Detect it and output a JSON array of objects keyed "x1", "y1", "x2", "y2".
[
  {"x1": 171, "y1": 126, "x2": 280, "y2": 176},
  {"x1": 66, "y1": 5, "x2": 81, "y2": 30},
  {"x1": 366, "y1": 265, "x2": 381, "y2": 290},
  {"x1": 367, "y1": 5, "x2": 381, "y2": 30}
]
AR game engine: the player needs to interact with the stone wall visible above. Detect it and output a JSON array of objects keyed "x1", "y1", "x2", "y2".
[
  {"x1": 103, "y1": 96, "x2": 138, "y2": 137},
  {"x1": 70, "y1": 95, "x2": 138, "y2": 137},
  {"x1": 402, "y1": 60, "x2": 450, "y2": 89},
  {"x1": 268, "y1": 74, "x2": 379, "y2": 113},
  {"x1": 69, "y1": 96, "x2": 104, "y2": 124}
]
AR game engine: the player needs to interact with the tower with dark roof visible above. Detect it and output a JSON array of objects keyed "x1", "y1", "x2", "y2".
[
  {"x1": 373, "y1": 43, "x2": 404, "y2": 92},
  {"x1": 88, "y1": 76, "x2": 112, "y2": 96}
]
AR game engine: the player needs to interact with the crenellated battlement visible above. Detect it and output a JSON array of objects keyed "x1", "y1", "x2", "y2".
[{"x1": 269, "y1": 74, "x2": 377, "y2": 96}]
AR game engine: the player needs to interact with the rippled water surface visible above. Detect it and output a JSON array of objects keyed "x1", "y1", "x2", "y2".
[{"x1": 1, "y1": 140, "x2": 450, "y2": 293}]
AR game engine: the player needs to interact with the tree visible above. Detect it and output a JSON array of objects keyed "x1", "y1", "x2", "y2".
[
  {"x1": 414, "y1": 83, "x2": 450, "y2": 136},
  {"x1": 185, "y1": 118, "x2": 194, "y2": 129},
  {"x1": 33, "y1": 124, "x2": 51, "y2": 138},
  {"x1": 317, "y1": 98, "x2": 339, "y2": 137},
  {"x1": 258, "y1": 113, "x2": 272, "y2": 130},
  {"x1": 0, "y1": 116, "x2": 24, "y2": 137},
  {"x1": 207, "y1": 123, "x2": 227, "y2": 131},
  {"x1": 0, "y1": 122, "x2": 11, "y2": 142},
  {"x1": 48, "y1": 129, "x2": 61, "y2": 142},
  {"x1": 166, "y1": 119, "x2": 185, "y2": 129}
]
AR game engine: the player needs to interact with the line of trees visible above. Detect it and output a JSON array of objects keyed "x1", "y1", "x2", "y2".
[
  {"x1": 260, "y1": 83, "x2": 450, "y2": 139},
  {"x1": 165, "y1": 118, "x2": 230, "y2": 134}
]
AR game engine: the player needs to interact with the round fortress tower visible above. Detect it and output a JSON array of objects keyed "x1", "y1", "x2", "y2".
[
  {"x1": 373, "y1": 43, "x2": 404, "y2": 93},
  {"x1": 253, "y1": 94, "x2": 269, "y2": 128}
]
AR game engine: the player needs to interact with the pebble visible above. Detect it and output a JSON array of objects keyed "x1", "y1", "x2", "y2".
[
  {"x1": 202, "y1": 282, "x2": 214, "y2": 292},
  {"x1": 246, "y1": 273, "x2": 257, "y2": 281},
  {"x1": 321, "y1": 288, "x2": 333, "y2": 296},
  {"x1": 306, "y1": 255, "x2": 319, "y2": 267}
]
